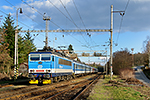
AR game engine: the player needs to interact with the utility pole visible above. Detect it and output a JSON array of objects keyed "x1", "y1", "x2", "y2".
[
  {"x1": 110, "y1": 5, "x2": 113, "y2": 80},
  {"x1": 43, "y1": 13, "x2": 51, "y2": 48},
  {"x1": 110, "y1": 5, "x2": 125, "y2": 80},
  {"x1": 14, "y1": 8, "x2": 22, "y2": 80}
]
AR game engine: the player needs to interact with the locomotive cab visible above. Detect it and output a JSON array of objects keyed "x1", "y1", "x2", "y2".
[{"x1": 28, "y1": 52, "x2": 52, "y2": 84}]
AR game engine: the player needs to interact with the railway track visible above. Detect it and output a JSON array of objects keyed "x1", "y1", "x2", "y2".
[{"x1": 0, "y1": 73, "x2": 102, "y2": 100}]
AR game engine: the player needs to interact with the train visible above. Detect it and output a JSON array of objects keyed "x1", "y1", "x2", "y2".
[{"x1": 28, "y1": 50, "x2": 98, "y2": 84}]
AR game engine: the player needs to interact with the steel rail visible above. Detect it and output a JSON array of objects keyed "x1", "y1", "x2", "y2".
[{"x1": 73, "y1": 74, "x2": 102, "y2": 100}]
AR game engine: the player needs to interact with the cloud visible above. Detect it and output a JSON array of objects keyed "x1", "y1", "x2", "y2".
[
  {"x1": 9, "y1": 0, "x2": 150, "y2": 33},
  {"x1": 2, "y1": 6, "x2": 13, "y2": 10},
  {"x1": 30, "y1": 14, "x2": 36, "y2": 19}
]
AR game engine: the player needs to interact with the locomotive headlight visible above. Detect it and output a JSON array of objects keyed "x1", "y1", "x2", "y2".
[
  {"x1": 46, "y1": 69, "x2": 51, "y2": 73},
  {"x1": 30, "y1": 70, "x2": 35, "y2": 73}
]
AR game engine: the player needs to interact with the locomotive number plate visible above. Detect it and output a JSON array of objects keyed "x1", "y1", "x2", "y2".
[{"x1": 38, "y1": 62, "x2": 42, "y2": 64}]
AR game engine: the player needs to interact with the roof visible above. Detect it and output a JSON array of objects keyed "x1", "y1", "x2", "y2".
[{"x1": 29, "y1": 51, "x2": 52, "y2": 54}]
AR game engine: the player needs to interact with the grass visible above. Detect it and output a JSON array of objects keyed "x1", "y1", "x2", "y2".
[{"x1": 87, "y1": 75, "x2": 150, "y2": 100}]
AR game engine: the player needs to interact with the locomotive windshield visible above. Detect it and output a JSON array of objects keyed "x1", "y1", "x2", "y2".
[
  {"x1": 41, "y1": 54, "x2": 51, "y2": 60},
  {"x1": 30, "y1": 54, "x2": 40, "y2": 61}
]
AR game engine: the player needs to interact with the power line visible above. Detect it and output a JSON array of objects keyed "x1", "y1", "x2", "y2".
[
  {"x1": 51, "y1": 0, "x2": 91, "y2": 49},
  {"x1": 21, "y1": 0, "x2": 63, "y2": 30},
  {"x1": 125, "y1": 0, "x2": 130, "y2": 11},
  {"x1": 0, "y1": 9, "x2": 31, "y2": 29},
  {"x1": 6, "y1": 0, "x2": 45, "y2": 44},
  {"x1": 21, "y1": 0, "x2": 43, "y2": 16},
  {"x1": 21, "y1": 0, "x2": 95, "y2": 50},
  {"x1": 116, "y1": 0, "x2": 130, "y2": 44},
  {"x1": 21, "y1": 0, "x2": 84, "y2": 46},
  {"x1": 48, "y1": 0, "x2": 80, "y2": 29},
  {"x1": 59, "y1": 0, "x2": 77, "y2": 27},
  {"x1": 72, "y1": 0, "x2": 86, "y2": 29},
  {"x1": 72, "y1": 0, "x2": 99, "y2": 50},
  {"x1": 5, "y1": 0, "x2": 41, "y2": 29}
]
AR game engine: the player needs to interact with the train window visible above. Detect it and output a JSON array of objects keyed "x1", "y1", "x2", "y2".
[
  {"x1": 41, "y1": 54, "x2": 50, "y2": 60},
  {"x1": 59, "y1": 58, "x2": 72, "y2": 66},
  {"x1": 75, "y1": 64, "x2": 78, "y2": 69},
  {"x1": 30, "y1": 54, "x2": 40, "y2": 61}
]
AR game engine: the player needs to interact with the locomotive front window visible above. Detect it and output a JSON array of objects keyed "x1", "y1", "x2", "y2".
[
  {"x1": 30, "y1": 54, "x2": 40, "y2": 61},
  {"x1": 41, "y1": 54, "x2": 50, "y2": 60}
]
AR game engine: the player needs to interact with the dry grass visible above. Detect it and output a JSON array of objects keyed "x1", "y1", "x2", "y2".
[{"x1": 119, "y1": 68, "x2": 134, "y2": 79}]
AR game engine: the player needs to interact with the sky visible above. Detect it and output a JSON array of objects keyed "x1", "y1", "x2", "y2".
[{"x1": 0, "y1": 0, "x2": 150, "y2": 64}]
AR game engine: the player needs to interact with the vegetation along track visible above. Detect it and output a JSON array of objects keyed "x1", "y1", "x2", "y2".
[{"x1": 0, "y1": 73, "x2": 101, "y2": 100}]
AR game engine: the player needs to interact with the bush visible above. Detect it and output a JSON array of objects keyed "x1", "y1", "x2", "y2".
[
  {"x1": 119, "y1": 68, "x2": 134, "y2": 79},
  {"x1": 112, "y1": 48, "x2": 132, "y2": 75}
]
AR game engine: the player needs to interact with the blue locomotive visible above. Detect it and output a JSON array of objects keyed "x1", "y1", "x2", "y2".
[{"x1": 28, "y1": 50, "x2": 98, "y2": 84}]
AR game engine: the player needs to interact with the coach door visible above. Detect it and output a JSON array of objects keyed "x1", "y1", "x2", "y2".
[{"x1": 73, "y1": 63, "x2": 76, "y2": 72}]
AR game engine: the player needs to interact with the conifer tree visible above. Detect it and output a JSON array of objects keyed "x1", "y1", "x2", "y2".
[
  {"x1": 68, "y1": 44, "x2": 74, "y2": 53},
  {"x1": 18, "y1": 31, "x2": 36, "y2": 63},
  {"x1": 0, "y1": 28, "x2": 13, "y2": 73},
  {"x1": 2, "y1": 14, "x2": 16, "y2": 59}
]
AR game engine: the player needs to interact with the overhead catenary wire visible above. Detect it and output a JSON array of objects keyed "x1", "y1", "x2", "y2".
[
  {"x1": 21, "y1": 0, "x2": 88, "y2": 47},
  {"x1": 59, "y1": 0, "x2": 77, "y2": 28},
  {"x1": 21, "y1": 0, "x2": 72, "y2": 46},
  {"x1": 72, "y1": 0, "x2": 99, "y2": 50},
  {"x1": 72, "y1": 0, "x2": 86, "y2": 29},
  {"x1": 23, "y1": 0, "x2": 87, "y2": 45},
  {"x1": 4, "y1": 0, "x2": 47, "y2": 46},
  {"x1": 22, "y1": 0, "x2": 99, "y2": 49},
  {"x1": 49, "y1": 0, "x2": 91, "y2": 50},
  {"x1": 5, "y1": 0, "x2": 43, "y2": 29},
  {"x1": 23, "y1": 0, "x2": 88, "y2": 48},
  {"x1": 48, "y1": 0, "x2": 79, "y2": 29},
  {"x1": 0, "y1": 9, "x2": 31, "y2": 29},
  {"x1": 5, "y1": 0, "x2": 101, "y2": 51},
  {"x1": 21, "y1": 0, "x2": 63, "y2": 30},
  {"x1": 50, "y1": 0, "x2": 89, "y2": 47},
  {"x1": 116, "y1": 0, "x2": 130, "y2": 44},
  {"x1": 21, "y1": 0, "x2": 43, "y2": 16}
]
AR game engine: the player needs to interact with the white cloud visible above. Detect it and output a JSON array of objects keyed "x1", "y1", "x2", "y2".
[
  {"x1": 2, "y1": 6, "x2": 13, "y2": 10},
  {"x1": 25, "y1": 0, "x2": 72, "y2": 9},
  {"x1": 49, "y1": 0, "x2": 71, "y2": 8},
  {"x1": 30, "y1": 15, "x2": 36, "y2": 19},
  {"x1": 31, "y1": 1, "x2": 44, "y2": 8},
  {"x1": 25, "y1": 7, "x2": 36, "y2": 14}
]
